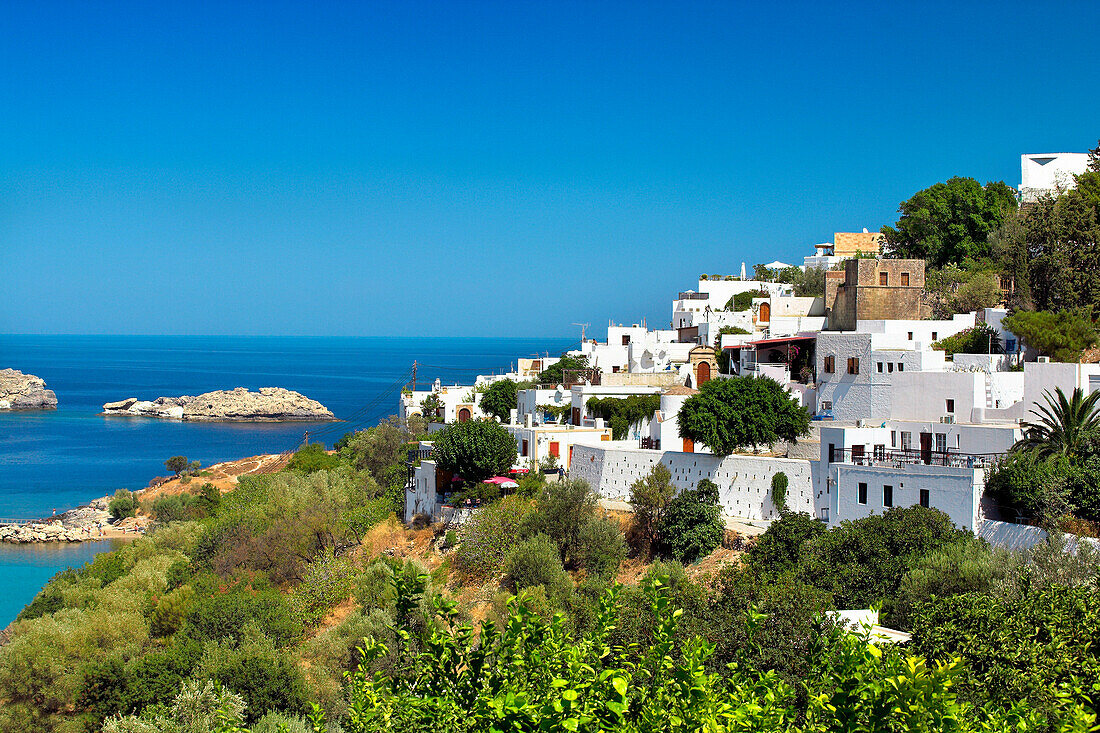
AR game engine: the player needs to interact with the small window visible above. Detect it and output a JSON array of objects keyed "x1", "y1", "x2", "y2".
[
  {"x1": 824, "y1": 355, "x2": 835, "y2": 373},
  {"x1": 858, "y1": 483, "x2": 868, "y2": 505},
  {"x1": 622, "y1": 335, "x2": 630, "y2": 346},
  {"x1": 890, "y1": 430, "x2": 897, "y2": 448},
  {"x1": 887, "y1": 362, "x2": 894, "y2": 373},
  {"x1": 907, "y1": 331, "x2": 913, "y2": 340},
  {"x1": 879, "y1": 272, "x2": 889, "y2": 286},
  {"x1": 901, "y1": 272, "x2": 910, "y2": 286},
  {"x1": 883, "y1": 485, "x2": 894, "y2": 507},
  {"x1": 847, "y1": 357, "x2": 860, "y2": 375},
  {"x1": 901, "y1": 431, "x2": 912, "y2": 451},
  {"x1": 931, "y1": 332, "x2": 938, "y2": 341},
  {"x1": 612, "y1": 366, "x2": 620, "y2": 373},
  {"x1": 828, "y1": 443, "x2": 835, "y2": 463},
  {"x1": 898, "y1": 363, "x2": 904, "y2": 372},
  {"x1": 946, "y1": 399, "x2": 955, "y2": 413},
  {"x1": 874, "y1": 444, "x2": 886, "y2": 460},
  {"x1": 919, "y1": 489, "x2": 930, "y2": 508},
  {"x1": 877, "y1": 362, "x2": 883, "y2": 373},
  {"x1": 822, "y1": 401, "x2": 832, "y2": 410},
  {"x1": 935, "y1": 433, "x2": 947, "y2": 453}
]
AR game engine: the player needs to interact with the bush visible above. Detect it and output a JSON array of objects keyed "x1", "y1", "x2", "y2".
[
  {"x1": 184, "y1": 581, "x2": 301, "y2": 647},
  {"x1": 628, "y1": 464, "x2": 677, "y2": 556},
  {"x1": 109, "y1": 490, "x2": 138, "y2": 521},
  {"x1": 148, "y1": 586, "x2": 193, "y2": 638},
  {"x1": 770, "y1": 472, "x2": 788, "y2": 512},
  {"x1": 197, "y1": 632, "x2": 310, "y2": 723},
  {"x1": 504, "y1": 534, "x2": 572, "y2": 603},
  {"x1": 658, "y1": 479, "x2": 724, "y2": 563},
  {"x1": 746, "y1": 511, "x2": 825, "y2": 574},
  {"x1": 290, "y1": 553, "x2": 359, "y2": 627},
  {"x1": 286, "y1": 442, "x2": 340, "y2": 474},
  {"x1": 985, "y1": 451, "x2": 1071, "y2": 520},
  {"x1": 574, "y1": 516, "x2": 627, "y2": 578},
  {"x1": 678, "y1": 376, "x2": 811, "y2": 454},
  {"x1": 452, "y1": 495, "x2": 534, "y2": 578},
  {"x1": 523, "y1": 478, "x2": 600, "y2": 568},
  {"x1": 164, "y1": 456, "x2": 188, "y2": 476}
]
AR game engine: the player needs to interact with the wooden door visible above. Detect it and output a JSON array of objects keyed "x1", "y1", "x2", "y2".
[
  {"x1": 683, "y1": 437, "x2": 694, "y2": 453},
  {"x1": 458, "y1": 408, "x2": 471, "y2": 423},
  {"x1": 920, "y1": 432, "x2": 932, "y2": 464},
  {"x1": 697, "y1": 361, "x2": 711, "y2": 385}
]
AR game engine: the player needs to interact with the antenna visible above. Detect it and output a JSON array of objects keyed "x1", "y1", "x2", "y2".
[{"x1": 572, "y1": 322, "x2": 590, "y2": 342}]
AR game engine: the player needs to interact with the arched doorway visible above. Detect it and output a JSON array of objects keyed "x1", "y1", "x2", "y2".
[
  {"x1": 458, "y1": 408, "x2": 471, "y2": 423},
  {"x1": 759, "y1": 301, "x2": 771, "y2": 323},
  {"x1": 696, "y1": 361, "x2": 711, "y2": 385}
]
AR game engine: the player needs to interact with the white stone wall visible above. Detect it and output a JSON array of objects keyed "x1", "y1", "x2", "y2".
[
  {"x1": 890, "y1": 371, "x2": 984, "y2": 422},
  {"x1": 569, "y1": 444, "x2": 819, "y2": 521},
  {"x1": 828, "y1": 462, "x2": 982, "y2": 530}
]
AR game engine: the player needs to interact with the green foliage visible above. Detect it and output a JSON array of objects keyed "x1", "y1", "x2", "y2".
[
  {"x1": 285, "y1": 442, "x2": 340, "y2": 474},
  {"x1": 770, "y1": 472, "x2": 788, "y2": 512},
  {"x1": 196, "y1": 628, "x2": 310, "y2": 723},
  {"x1": 165, "y1": 456, "x2": 189, "y2": 476},
  {"x1": 678, "y1": 375, "x2": 810, "y2": 455},
  {"x1": 1021, "y1": 187, "x2": 1100, "y2": 316},
  {"x1": 585, "y1": 394, "x2": 660, "y2": 439},
  {"x1": 338, "y1": 420, "x2": 413, "y2": 490},
  {"x1": 985, "y1": 450, "x2": 1072, "y2": 520},
  {"x1": 184, "y1": 578, "x2": 301, "y2": 647},
  {"x1": 574, "y1": 515, "x2": 627, "y2": 579},
  {"x1": 524, "y1": 478, "x2": 598, "y2": 568},
  {"x1": 431, "y1": 419, "x2": 517, "y2": 485},
  {"x1": 289, "y1": 553, "x2": 359, "y2": 627},
  {"x1": 925, "y1": 265, "x2": 1004, "y2": 318},
  {"x1": 1016, "y1": 387, "x2": 1100, "y2": 460},
  {"x1": 657, "y1": 479, "x2": 724, "y2": 563},
  {"x1": 882, "y1": 176, "x2": 1018, "y2": 267},
  {"x1": 536, "y1": 354, "x2": 589, "y2": 386},
  {"x1": 419, "y1": 393, "x2": 444, "y2": 422},
  {"x1": 628, "y1": 464, "x2": 677, "y2": 556},
  {"x1": 746, "y1": 511, "x2": 825, "y2": 575},
  {"x1": 452, "y1": 495, "x2": 534, "y2": 579},
  {"x1": 102, "y1": 678, "x2": 246, "y2": 733},
  {"x1": 797, "y1": 506, "x2": 969, "y2": 609},
  {"x1": 932, "y1": 323, "x2": 1003, "y2": 356},
  {"x1": 149, "y1": 586, "x2": 194, "y2": 638},
  {"x1": 504, "y1": 534, "x2": 572, "y2": 603},
  {"x1": 723, "y1": 288, "x2": 768, "y2": 312},
  {"x1": 1002, "y1": 309, "x2": 1097, "y2": 362},
  {"x1": 479, "y1": 379, "x2": 518, "y2": 421},
  {"x1": 109, "y1": 489, "x2": 138, "y2": 521}
]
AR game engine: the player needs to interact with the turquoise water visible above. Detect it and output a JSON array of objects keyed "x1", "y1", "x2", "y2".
[{"x1": 0, "y1": 335, "x2": 573, "y2": 625}]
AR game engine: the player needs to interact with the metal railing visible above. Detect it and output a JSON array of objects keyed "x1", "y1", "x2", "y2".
[
  {"x1": 677, "y1": 292, "x2": 710, "y2": 300},
  {"x1": 639, "y1": 437, "x2": 661, "y2": 450},
  {"x1": 828, "y1": 447, "x2": 1004, "y2": 469},
  {"x1": 407, "y1": 447, "x2": 433, "y2": 463}
]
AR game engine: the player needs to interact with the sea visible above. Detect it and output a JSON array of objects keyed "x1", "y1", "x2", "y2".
[{"x1": 0, "y1": 334, "x2": 574, "y2": 625}]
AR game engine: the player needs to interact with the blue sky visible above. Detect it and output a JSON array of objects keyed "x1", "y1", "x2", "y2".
[{"x1": 1, "y1": 1, "x2": 1098, "y2": 338}]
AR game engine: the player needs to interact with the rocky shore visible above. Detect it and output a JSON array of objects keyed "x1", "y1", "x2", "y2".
[
  {"x1": 0, "y1": 497, "x2": 145, "y2": 544},
  {"x1": 0, "y1": 369, "x2": 58, "y2": 410},
  {"x1": 101, "y1": 386, "x2": 335, "y2": 421}
]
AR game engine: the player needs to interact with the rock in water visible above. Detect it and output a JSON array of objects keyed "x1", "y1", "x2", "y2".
[
  {"x1": 102, "y1": 387, "x2": 335, "y2": 421},
  {"x1": 0, "y1": 369, "x2": 58, "y2": 410}
]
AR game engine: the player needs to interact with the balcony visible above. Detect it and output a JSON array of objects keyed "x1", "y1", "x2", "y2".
[
  {"x1": 828, "y1": 447, "x2": 1002, "y2": 469},
  {"x1": 678, "y1": 292, "x2": 709, "y2": 300}
]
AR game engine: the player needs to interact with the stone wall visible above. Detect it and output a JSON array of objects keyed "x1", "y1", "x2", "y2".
[{"x1": 826, "y1": 259, "x2": 928, "y2": 331}]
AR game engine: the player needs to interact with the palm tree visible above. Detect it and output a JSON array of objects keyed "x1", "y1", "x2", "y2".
[{"x1": 1014, "y1": 387, "x2": 1100, "y2": 459}]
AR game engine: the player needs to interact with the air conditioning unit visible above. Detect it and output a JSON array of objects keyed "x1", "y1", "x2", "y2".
[
  {"x1": 1037, "y1": 356, "x2": 1050, "y2": 363},
  {"x1": 939, "y1": 415, "x2": 956, "y2": 424}
]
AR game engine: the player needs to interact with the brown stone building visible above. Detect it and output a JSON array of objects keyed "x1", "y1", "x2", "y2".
[{"x1": 824, "y1": 258, "x2": 929, "y2": 331}]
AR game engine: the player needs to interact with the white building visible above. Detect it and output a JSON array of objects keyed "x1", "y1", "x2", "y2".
[
  {"x1": 1019, "y1": 153, "x2": 1090, "y2": 203},
  {"x1": 516, "y1": 386, "x2": 571, "y2": 424},
  {"x1": 505, "y1": 420, "x2": 613, "y2": 470}
]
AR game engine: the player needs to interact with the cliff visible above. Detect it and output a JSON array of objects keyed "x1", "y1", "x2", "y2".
[
  {"x1": 0, "y1": 369, "x2": 58, "y2": 410},
  {"x1": 102, "y1": 387, "x2": 335, "y2": 421}
]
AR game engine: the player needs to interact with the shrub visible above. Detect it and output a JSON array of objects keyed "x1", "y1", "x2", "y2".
[
  {"x1": 523, "y1": 478, "x2": 600, "y2": 568},
  {"x1": 148, "y1": 586, "x2": 194, "y2": 638},
  {"x1": 628, "y1": 464, "x2": 677, "y2": 556},
  {"x1": 197, "y1": 633, "x2": 310, "y2": 723},
  {"x1": 746, "y1": 511, "x2": 825, "y2": 574},
  {"x1": 658, "y1": 479, "x2": 725, "y2": 563},
  {"x1": 504, "y1": 534, "x2": 572, "y2": 603},
  {"x1": 109, "y1": 490, "x2": 138, "y2": 521},
  {"x1": 164, "y1": 456, "x2": 188, "y2": 476},
  {"x1": 452, "y1": 495, "x2": 533, "y2": 578},
  {"x1": 574, "y1": 516, "x2": 627, "y2": 578},
  {"x1": 184, "y1": 581, "x2": 301, "y2": 647},
  {"x1": 290, "y1": 554, "x2": 359, "y2": 627},
  {"x1": 286, "y1": 442, "x2": 340, "y2": 474},
  {"x1": 770, "y1": 472, "x2": 788, "y2": 512}
]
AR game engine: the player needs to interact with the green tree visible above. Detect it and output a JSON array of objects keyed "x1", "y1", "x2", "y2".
[
  {"x1": 285, "y1": 442, "x2": 340, "y2": 474},
  {"x1": 932, "y1": 323, "x2": 1003, "y2": 356},
  {"x1": 536, "y1": 354, "x2": 588, "y2": 386},
  {"x1": 431, "y1": 419, "x2": 517, "y2": 485},
  {"x1": 164, "y1": 456, "x2": 188, "y2": 476},
  {"x1": 1023, "y1": 189, "x2": 1100, "y2": 315},
  {"x1": 1015, "y1": 387, "x2": 1100, "y2": 460},
  {"x1": 882, "y1": 177, "x2": 1018, "y2": 267},
  {"x1": 678, "y1": 376, "x2": 810, "y2": 455},
  {"x1": 339, "y1": 418, "x2": 413, "y2": 487},
  {"x1": 1001, "y1": 309, "x2": 1097, "y2": 362},
  {"x1": 628, "y1": 464, "x2": 677, "y2": 556},
  {"x1": 419, "y1": 393, "x2": 444, "y2": 423},
  {"x1": 984, "y1": 450, "x2": 1071, "y2": 521},
  {"x1": 657, "y1": 479, "x2": 725, "y2": 563},
  {"x1": 479, "y1": 379, "x2": 519, "y2": 421},
  {"x1": 108, "y1": 489, "x2": 137, "y2": 520},
  {"x1": 745, "y1": 511, "x2": 825, "y2": 575},
  {"x1": 585, "y1": 394, "x2": 660, "y2": 439}
]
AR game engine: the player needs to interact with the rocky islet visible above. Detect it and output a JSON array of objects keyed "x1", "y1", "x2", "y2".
[
  {"x1": 101, "y1": 386, "x2": 336, "y2": 421},
  {"x1": 0, "y1": 369, "x2": 58, "y2": 410}
]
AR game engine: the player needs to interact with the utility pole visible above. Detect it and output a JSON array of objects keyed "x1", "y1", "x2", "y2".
[
  {"x1": 572, "y1": 322, "x2": 590, "y2": 344},
  {"x1": 411, "y1": 360, "x2": 418, "y2": 392}
]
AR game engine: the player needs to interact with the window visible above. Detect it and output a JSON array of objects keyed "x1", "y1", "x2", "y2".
[
  {"x1": 858, "y1": 483, "x2": 868, "y2": 505},
  {"x1": 907, "y1": 331, "x2": 913, "y2": 340},
  {"x1": 901, "y1": 431, "x2": 912, "y2": 451},
  {"x1": 522, "y1": 439, "x2": 529, "y2": 456},
  {"x1": 946, "y1": 399, "x2": 955, "y2": 413},
  {"x1": 851, "y1": 445, "x2": 865, "y2": 464},
  {"x1": 935, "y1": 433, "x2": 947, "y2": 453},
  {"x1": 622, "y1": 335, "x2": 630, "y2": 346},
  {"x1": 883, "y1": 485, "x2": 893, "y2": 507},
  {"x1": 828, "y1": 443, "x2": 835, "y2": 463},
  {"x1": 901, "y1": 272, "x2": 910, "y2": 286},
  {"x1": 824, "y1": 355, "x2": 835, "y2": 373},
  {"x1": 877, "y1": 362, "x2": 883, "y2": 373},
  {"x1": 898, "y1": 363, "x2": 904, "y2": 372},
  {"x1": 891, "y1": 430, "x2": 897, "y2": 448},
  {"x1": 822, "y1": 401, "x2": 832, "y2": 410},
  {"x1": 847, "y1": 357, "x2": 860, "y2": 375},
  {"x1": 887, "y1": 362, "x2": 894, "y2": 373},
  {"x1": 931, "y1": 332, "x2": 938, "y2": 341},
  {"x1": 874, "y1": 444, "x2": 886, "y2": 460},
  {"x1": 919, "y1": 489, "x2": 930, "y2": 508},
  {"x1": 879, "y1": 271, "x2": 889, "y2": 286},
  {"x1": 612, "y1": 366, "x2": 620, "y2": 373},
  {"x1": 549, "y1": 441, "x2": 560, "y2": 458}
]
